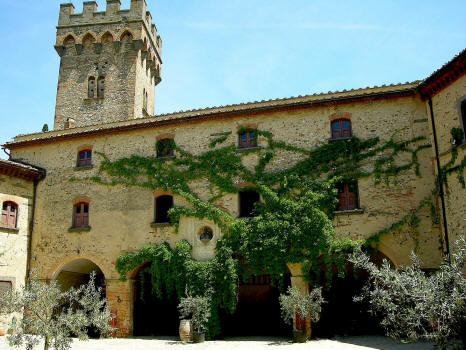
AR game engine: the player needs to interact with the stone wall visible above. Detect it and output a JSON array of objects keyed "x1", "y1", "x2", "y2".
[
  {"x1": 0, "y1": 174, "x2": 34, "y2": 332},
  {"x1": 429, "y1": 74, "x2": 466, "y2": 255},
  {"x1": 10, "y1": 91, "x2": 443, "y2": 281}
]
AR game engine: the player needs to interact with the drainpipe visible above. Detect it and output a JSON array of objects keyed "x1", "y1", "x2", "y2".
[
  {"x1": 25, "y1": 178, "x2": 39, "y2": 281},
  {"x1": 428, "y1": 98, "x2": 450, "y2": 261}
]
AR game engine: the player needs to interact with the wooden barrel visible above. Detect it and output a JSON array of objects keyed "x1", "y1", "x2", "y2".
[{"x1": 179, "y1": 319, "x2": 192, "y2": 342}]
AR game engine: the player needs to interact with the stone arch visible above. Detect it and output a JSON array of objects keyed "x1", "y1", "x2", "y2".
[
  {"x1": 61, "y1": 32, "x2": 78, "y2": 45},
  {"x1": 81, "y1": 31, "x2": 98, "y2": 44},
  {"x1": 329, "y1": 112, "x2": 352, "y2": 121},
  {"x1": 72, "y1": 195, "x2": 91, "y2": 206},
  {"x1": 99, "y1": 30, "x2": 117, "y2": 43},
  {"x1": 49, "y1": 256, "x2": 108, "y2": 286},
  {"x1": 118, "y1": 28, "x2": 135, "y2": 41}
]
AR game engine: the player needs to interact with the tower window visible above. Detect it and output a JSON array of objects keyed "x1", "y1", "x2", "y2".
[
  {"x1": 73, "y1": 202, "x2": 89, "y2": 228},
  {"x1": 1, "y1": 201, "x2": 18, "y2": 228},
  {"x1": 331, "y1": 119, "x2": 352, "y2": 139},
  {"x1": 97, "y1": 76, "x2": 105, "y2": 98},
  {"x1": 238, "y1": 190, "x2": 260, "y2": 218},
  {"x1": 77, "y1": 150, "x2": 92, "y2": 167},
  {"x1": 143, "y1": 89, "x2": 147, "y2": 111},
  {"x1": 238, "y1": 130, "x2": 257, "y2": 148},
  {"x1": 336, "y1": 182, "x2": 359, "y2": 211},
  {"x1": 88, "y1": 77, "x2": 96, "y2": 98},
  {"x1": 154, "y1": 195, "x2": 173, "y2": 223}
]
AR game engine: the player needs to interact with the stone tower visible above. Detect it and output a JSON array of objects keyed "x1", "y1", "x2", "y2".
[{"x1": 53, "y1": 0, "x2": 162, "y2": 130}]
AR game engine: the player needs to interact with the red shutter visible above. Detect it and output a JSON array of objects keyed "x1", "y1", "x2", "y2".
[{"x1": 74, "y1": 203, "x2": 89, "y2": 227}]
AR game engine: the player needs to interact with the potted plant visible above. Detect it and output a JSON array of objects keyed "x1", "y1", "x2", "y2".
[
  {"x1": 279, "y1": 286, "x2": 324, "y2": 343},
  {"x1": 178, "y1": 295, "x2": 211, "y2": 343}
]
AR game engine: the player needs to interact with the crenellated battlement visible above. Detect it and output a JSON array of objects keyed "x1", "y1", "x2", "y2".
[
  {"x1": 53, "y1": 0, "x2": 163, "y2": 130},
  {"x1": 57, "y1": 1, "x2": 162, "y2": 59}
]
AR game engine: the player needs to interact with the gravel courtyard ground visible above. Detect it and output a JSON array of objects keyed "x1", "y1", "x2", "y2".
[{"x1": 0, "y1": 335, "x2": 435, "y2": 350}]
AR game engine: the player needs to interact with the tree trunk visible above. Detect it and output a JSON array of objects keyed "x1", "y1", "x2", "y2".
[{"x1": 43, "y1": 336, "x2": 49, "y2": 350}]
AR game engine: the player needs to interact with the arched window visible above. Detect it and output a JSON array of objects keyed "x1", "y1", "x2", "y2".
[
  {"x1": 238, "y1": 190, "x2": 260, "y2": 218},
  {"x1": 143, "y1": 88, "x2": 147, "y2": 111},
  {"x1": 77, "y1": 150, "x2": 92, "y2": 167},
  {"x1": 154, "y1": 195, "x2": 173, "y2": 223},
  {"x1": 1, "y1": 201, "x2": 18, "y2": 228},
  {"x1": 97, "y1": 76, "x2": 105, "y2": 98},
  {"x1": 336, "y1": 182, "x2": 359, "y2": 211},
  {"x1": 331, "y1": 119, "x2": 352, "y2": 139},
  {"x1": 238, "y1": 130, "x2": 257, "y2": 148},
  {"x1": 73, "y1": 202, "x2": 89, "y2": 228},
  {"x1": 88, "y1": 77, "x2": 96, "y2": 98}
]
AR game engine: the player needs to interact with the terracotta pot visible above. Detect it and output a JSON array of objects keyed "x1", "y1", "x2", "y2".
[
  {"x1": 293, "y1": 329, "x2": 307, "y2": 343},
  {"x1": 0, "y1": 328, "x2": 5, "y2": 337},
  {"x1": 192, "y1": 332, "x2": 205, "y2": 343},
  {"x1": 179, "y1": 319, "x2": 192, "y2": 342}
]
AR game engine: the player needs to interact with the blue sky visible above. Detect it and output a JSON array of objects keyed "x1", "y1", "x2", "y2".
[{"x1": 0, "y1": 0, "x2": 465, "y2": 154}]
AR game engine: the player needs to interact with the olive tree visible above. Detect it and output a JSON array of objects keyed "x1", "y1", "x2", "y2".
[
  {"x1": 349, "y1": 238, "x2": 466, "y2": 349},
  {"x1": 0, "y1": 271, "x2": 114, "y2": 350}
]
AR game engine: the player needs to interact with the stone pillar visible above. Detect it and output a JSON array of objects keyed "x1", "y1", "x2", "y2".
[
  {"x1": 105, "y1": 279, "x2": 134, "y2": 337},
  {"x1": 287, "y1": 263, "x2": 312, "y2": 339}
]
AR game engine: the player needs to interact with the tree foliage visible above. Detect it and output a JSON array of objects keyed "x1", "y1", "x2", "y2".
[
  {"x1": 178, "y1": 295, "x2": 211, "y2": 333},
  {"x1": 349, "y1": 238, "x2": 466, "y2": 349},
  {"x1": 0, "y1": 271, "x2": 114, "y2": 350},
  {"x1": 279, "y1": 286, "x2": 324, "y2": 331}
]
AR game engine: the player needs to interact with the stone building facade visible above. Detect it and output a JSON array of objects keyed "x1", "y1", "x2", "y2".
[
  {"x1": 1, "y1": 0, "x2": 465, "y2": 339},
  {"x1": 0, "y1": 160, "x2": 44, "y2": 334}
]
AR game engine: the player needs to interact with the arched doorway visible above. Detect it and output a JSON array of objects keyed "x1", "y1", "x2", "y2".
[
  {"x1": 311, "y1": 251, "x2": 391, "y2": 338},
  {"x1": 55, "y1": 258, "x2": 105, "y2": 292},
  {"x1": 133, "y1": 263, "x2": 179, "y2": 336},
  {"x1": 54, "y1": 258, "x2": 106, "y2": 338},
  {"x1": 222, "y1": 270, "x2": 291, "y2": 337}
]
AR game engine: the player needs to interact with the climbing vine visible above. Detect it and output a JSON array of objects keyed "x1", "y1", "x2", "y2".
[{"x1": 85, "y1": 128, "x2": 442, "y2": 337}]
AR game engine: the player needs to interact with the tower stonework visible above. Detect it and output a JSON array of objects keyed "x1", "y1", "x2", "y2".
[{"x1": 53, "y1": 0, "x2": 162, "y2": 130}]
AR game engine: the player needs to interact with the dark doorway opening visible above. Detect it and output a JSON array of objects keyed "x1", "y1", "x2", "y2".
[
  {"x1": 133, "y1": 267, "x2": 179, "y2": 336},
  {"x1": 238, "y1": 190, "x2": 260, "y2": 218},
  {"x1": 311, "y1": 253, "x2": 389, "y2": 338},
  {"x1": 221, "y1": 272, "x2": 291, "y2": 337}
]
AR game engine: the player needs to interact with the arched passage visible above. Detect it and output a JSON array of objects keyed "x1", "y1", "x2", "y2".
[
  {"x1": 132, "y1": 262, "x2": 179, "y2": 336},
  {"x1": 222, "y1": 267, "x2": 291, "y2": 337},
  {"x1": 311, "y1": 250, "x2": 393, "y2": 338},
  {"x1": 53, "y1": 258, "x2": 106, "y2": 337},
  {"x1": 54, "y1": 258, "x2": 105, "y2": 292}
]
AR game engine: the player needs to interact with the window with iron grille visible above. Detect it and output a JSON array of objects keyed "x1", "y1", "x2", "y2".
[
  {"x1": 97, "y1": 76, "x2": 105, "y2": 98},
  {"x1": 331, "y1": 119, "x2": 352, "y2": 139},
  {"x1": 238, "y1": 130, "x2": 257, "y2": 148},
  {"x1": 77, "y1": 150, "x2": 92, "y2": 167},
  {"x1": 88, "y1": 76, "x2": 95, "y2": 98},
  {"x1": 73, "y1": 202, "x2": 89, "y2": 228},
  {"x1": 336, "y1": 182, "x2": 358, "y2": 211},
  {"x1": 1, "y1": 201, "x2": 18, "y2": 228},
  {"x1": 155, "y1": 195, "x2": 173, "y2": 223}
]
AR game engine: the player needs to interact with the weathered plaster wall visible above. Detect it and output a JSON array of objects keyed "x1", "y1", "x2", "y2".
[
  {"x1": 429, "y1": 74, "x2": 466, "y2": 254},
  {"x1": 11, "y1": 93, "x2": 442, "y2": 280},
  {"x1": 0, "y1": 175, "x2": 34, "y2": 332}
]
